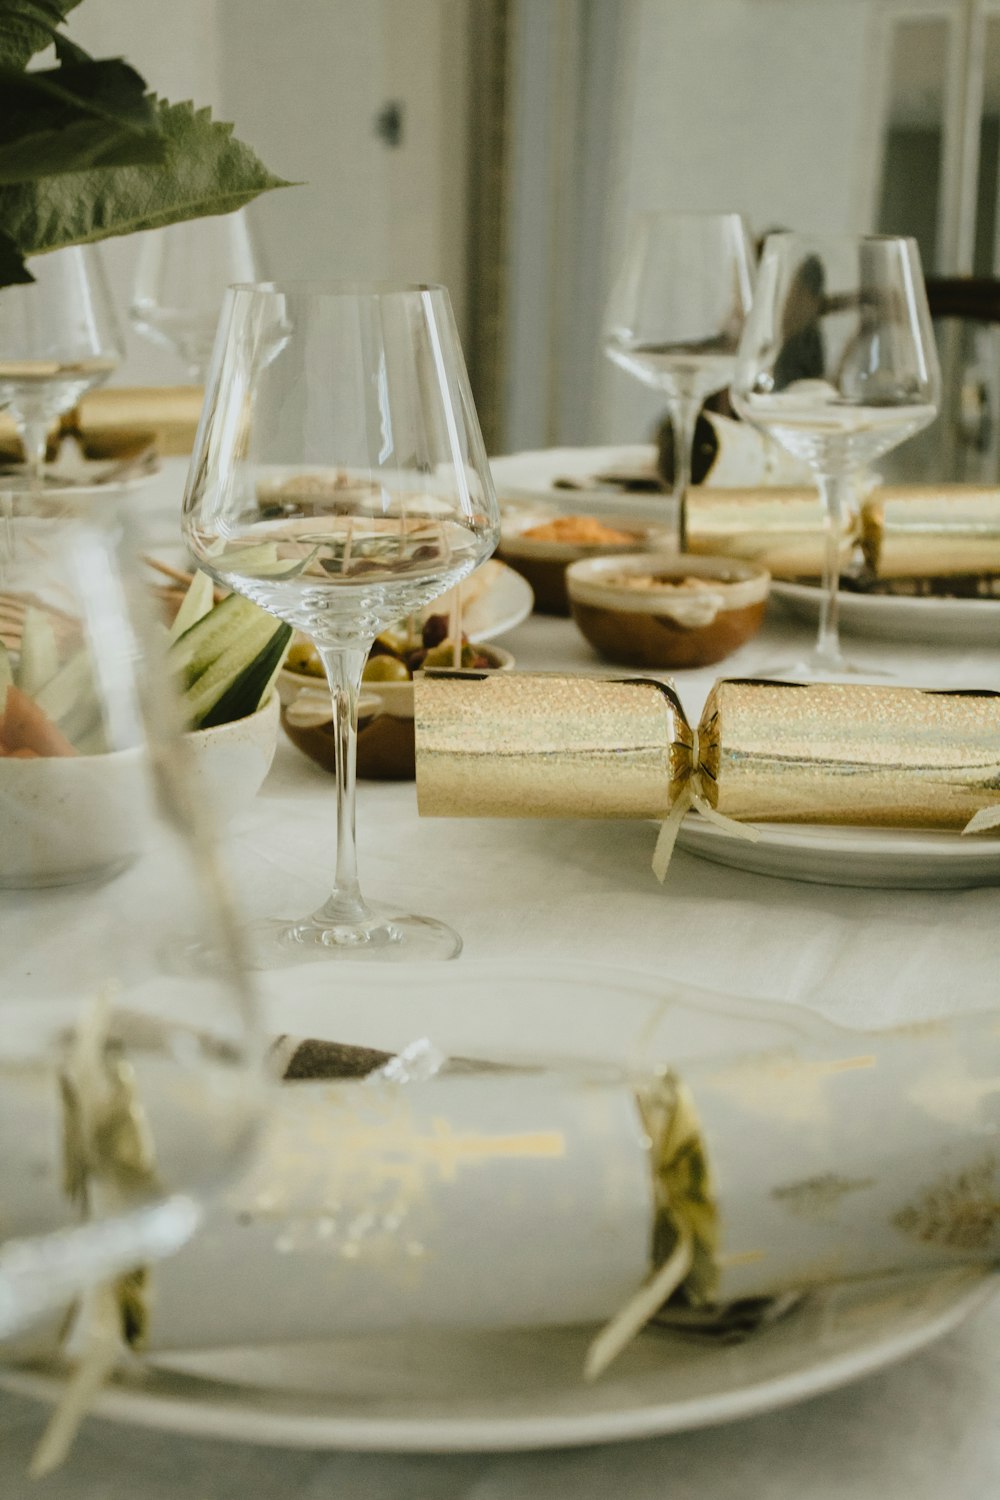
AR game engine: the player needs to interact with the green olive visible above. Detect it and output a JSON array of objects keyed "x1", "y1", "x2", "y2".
[
  {"x1": 286, "y1": 641, "x2": 324, "y2": 676},
  {"x1": 363, "y1": 655, "x2": 411, "y2": 683}
]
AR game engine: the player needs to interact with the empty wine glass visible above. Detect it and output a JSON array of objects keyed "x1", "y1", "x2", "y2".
[
  {"x1": 0, "y1": 490, "x2": 264, "y2": 1338},
  {"x1": 130, "y1": 211, "x2": 260, "y2": 382},
  {"x1": 603, "y1": 212, "x2": 755, "y2": 546},
  {"x1": 731, "y1": 233, "x2": 941, "y2": 678},
  {"x1": 0, "y1": 246, "x2": 122, "y2": 487},
  {"x1": 183, "y1": 281, "x2": 500, "y2": 966}
]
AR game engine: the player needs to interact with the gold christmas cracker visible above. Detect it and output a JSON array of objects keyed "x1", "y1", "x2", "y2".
[
  {"x1": 684, "y1": 485, "x2": 854, "y2": 579},
  {"x1": 68, "y1": 386, "x2": 204, "y2": 458},
  {"x1": 416, "y1": 671, "x2": 689, "y2": 820},
  {"x1": 702, "y1": 679, "x2": 1000, "y2": 828},
  {"x1": 861, "y1": 485, "x2": 1000, "y2": 579},
  {"x1": 416, "y1": 673, "x2": 1000, "y2": 837}
]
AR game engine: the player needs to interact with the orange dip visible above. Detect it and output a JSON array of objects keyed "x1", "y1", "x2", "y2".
[{"x1": 521, "y1": 516, "x2": 635, "y2": 544}]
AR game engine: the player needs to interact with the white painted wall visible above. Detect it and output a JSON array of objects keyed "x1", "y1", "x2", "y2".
[{"x1": 58, "y1": 0, "x2": 469, "y2": 386}]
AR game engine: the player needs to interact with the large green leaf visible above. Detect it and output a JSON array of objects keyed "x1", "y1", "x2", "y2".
[
  {"x1": 0, "y1": 61, "x2": 164, "y2": 184},
  {"x1": 0, "y1": 228, "x2": 31, "y2": 284},
  {"x1": 0, "y1": 0, "x2": 82, "y2": 69},
  {"x1": 0, "y1": 98, "x2": 295, "y2": 266}
]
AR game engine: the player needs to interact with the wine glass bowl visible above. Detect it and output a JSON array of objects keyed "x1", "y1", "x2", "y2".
[
  {"x1": 603, "y1": 212, "x2": 755, "y2": 545},
  {"x1": 130, "y1": 210, "x2": 260, "y2": 382},
  {"x1": 731, "y1": 233, "x2": 941, "y2": 677},
  {"x1": 0, "y1": 246, "x2": 122, "y2": 485},
  {"x1": 183, "y1": 281, "x2": 500, "y2": 965}
]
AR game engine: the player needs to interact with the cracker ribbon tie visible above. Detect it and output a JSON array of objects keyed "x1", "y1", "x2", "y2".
[{"x1": 652, "y1": 728, "x2": 760, "y2": 882}]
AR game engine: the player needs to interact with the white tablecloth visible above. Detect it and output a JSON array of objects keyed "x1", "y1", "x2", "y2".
[{"x1": 3, "y1": 461, "x2": 997, "y2": 1496}]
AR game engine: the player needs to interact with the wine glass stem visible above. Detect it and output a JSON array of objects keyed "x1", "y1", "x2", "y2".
[
  {"x1": 815, "y1": 470, "x2": 850, "y2": 671},
  {"x1": 20, "y1": 418, "x2": 49, "y2": 493},
  {"x1": 668, "y1": 397, "x2": 698, "y2": 550},
  {"x1": 316, "y1": 643, "x2": 371, "y2": 926}
]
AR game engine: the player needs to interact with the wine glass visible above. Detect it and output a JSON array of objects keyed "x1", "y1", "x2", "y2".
[
  {"x1": 603, "y1": 212, "x2": 755, "y2": 546},
  {"x1": 183, "y1": 281, "x2": 500, "y2": 966},
  {"x1": 130, "y1": 211, "x2": 260, "y2": 383},
  {"x1": 0, "y1": 246, "x2": 122, "y2": 488},
  {"x1": 731, "y1": 233, "x2": 941, "y2": 678},
  {"x1": 0, "y1": 490, "x2": 264, "y2": 1339}
]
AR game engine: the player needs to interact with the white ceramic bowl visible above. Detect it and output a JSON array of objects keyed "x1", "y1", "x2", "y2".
[
  {"x1": 181, "y1": 691, "x2": 280, "y2": 825},
  {"x1": 0, "y1": 694, "x2": 280, "y2": 888}
]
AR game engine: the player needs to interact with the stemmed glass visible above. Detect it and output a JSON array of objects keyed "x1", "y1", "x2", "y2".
[
  {"x1": 603, "y1": 212, "x2": 755, "y2": 547},
  {"x1": 183, "y1": 281, "x2": 500, "y2": 966},
  {"x1": 0, "y1": 246, "x2": 122, "y2": 487},
  {"x1": 731, "y1": 232, "x2": 941, "y2": 678},
  {"x1": 0, "y1": 491, "x2": 264, "y2": 1342},
  {"x1": 130, "y1": 211, "x2": 260, "y2": 383}
]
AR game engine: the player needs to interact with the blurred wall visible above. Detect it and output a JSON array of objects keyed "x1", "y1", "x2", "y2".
[{"x1": 63, "y1": 0, "x2": 470, "y2": 387}]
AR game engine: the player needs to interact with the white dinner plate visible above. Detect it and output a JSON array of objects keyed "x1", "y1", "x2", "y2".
[
  {"x1": 2, "y1": 962, "x2": 994, "y2": 1453},
  {"x1": 772, "y1": 578, "x2": 1000, "y2": 647},
  {"x1": 462, "y1": 561, "x2": 534, "y2": 641},
  {"x1": 491, "y1": 445, "x2": 671, "y2": 523},
  {"x1": 675, "y1": 814, "x2": 1000, "y2": 889}
]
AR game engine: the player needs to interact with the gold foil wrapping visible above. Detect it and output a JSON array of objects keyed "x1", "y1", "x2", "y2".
[
  {"x1": 68, "y1": 386, "x2": 204, "y2": 457},
  {"x1": 415, "y1": 672, "x2": 689, "y2": 820},
  {"x1": 861, "y1": 485, "x2": 1000, "y2": 579},
  {"x1": 703, "y1": 679, "x2": 1000, "y2": 828},
  {"x1": 685, "y1": 486, "x2": 854, "y2": 579},
  {"x1": 416, "y1": 672, "x2": 1000, "y2": 833}
]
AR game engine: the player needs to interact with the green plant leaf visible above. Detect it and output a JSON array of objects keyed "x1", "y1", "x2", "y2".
[
  {"x1": 0, "y1": 228, "x2": 31, "y2": 284},
  {"x1": 52, "y1": 27, "x2": 88, "y2": 64},
  {"x1": 0, "y1": 97, "x2": 295, "y2": 268},
  {"x1": 0, "y1": 0, "x2": 83, "y2": 69},
  {"x1": 0, "y1": 61, "x2": 164, "y2": 183}
]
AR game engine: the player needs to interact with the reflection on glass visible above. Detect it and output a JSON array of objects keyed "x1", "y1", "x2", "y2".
[{"x1": 732, "y1": 232, "x2": 941, "y2": 677}]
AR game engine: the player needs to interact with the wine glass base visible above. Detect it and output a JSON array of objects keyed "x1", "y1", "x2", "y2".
[
  {"x1": 244, "y1": 902, "x2": 463, "y2": 969},
  {"x1": 749, "y1": 653, "x2": 892, "y2": 684}
]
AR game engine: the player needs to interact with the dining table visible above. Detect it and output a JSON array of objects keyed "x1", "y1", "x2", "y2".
[{"x1": 2, "y1": 456, "x2": 998, "y2": 1498}]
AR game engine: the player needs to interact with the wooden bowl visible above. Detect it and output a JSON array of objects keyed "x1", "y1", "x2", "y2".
[
  {"x1": 497, "y1": 514, "x2": 674, "y2": 616},
  {"x1": 279, "y1": 646, "x2": 515, "y2": 781},
  {"x1": 567, "y1": 553, "x2": 770, "y2": 669}
]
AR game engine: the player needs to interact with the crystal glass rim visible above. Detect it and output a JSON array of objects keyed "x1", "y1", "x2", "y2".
[
  {"x1": 222, "y1": 279, "x2": 450, "y2": 299},
  {"x1": 759, "y1": 231, "x2": 919, "y2": 250}
]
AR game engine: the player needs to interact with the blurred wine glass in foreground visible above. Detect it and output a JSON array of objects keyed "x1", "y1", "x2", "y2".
[
  {"x1": 731, "y1": 232, "x2": 940, "y2": 677},
  {"x1": 0, "y1": 491, "x2": 263, "y2": 1338},
  {"x1": 130, "y1": 211, "x2": 260, "y2": 383},
  {"x1": 604, "y1": 211, "x2": 755, "y2": 546},
  {"x1": 183, "y1": 281, "x2": 500, "y2": 966},
  {"x1": 0, "y1": 247, "x2": 122, "y2": 488}
]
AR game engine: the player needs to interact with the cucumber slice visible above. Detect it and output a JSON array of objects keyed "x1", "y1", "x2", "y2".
[
  {"x1": 16, "y1": 608, "x2": 58, "y2": 696},
  {"x1": 184, "y1": 614, "x2": 284, "y2": 727},
  {"x1": 198, "y1": 625, "x2": 292, "y2": 730},
  {"x1": 167, "y1": 592, "x2": 266, "y2": 687},
  {"x1": 33, "y1": 648, "x2": 94, "y2": 725},
  {"x1": 168, "y1": 570, "x2": 215, "y2": 645}
]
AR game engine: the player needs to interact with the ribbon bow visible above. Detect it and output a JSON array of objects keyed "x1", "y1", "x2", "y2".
[{"x1": 652, "y1": 728, "x2": 760, "y2": 882}]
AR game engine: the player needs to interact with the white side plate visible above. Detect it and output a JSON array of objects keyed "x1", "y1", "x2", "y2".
[
  {"x1": 675, "y1": 815, "x2": 1000, "y2": 889},
  {"x1": 772, "y1": 578, "x2": 1000, "y2": 647}
]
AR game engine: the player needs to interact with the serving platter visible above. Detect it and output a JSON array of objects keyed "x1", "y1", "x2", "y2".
[
  {"x1": 2, "y1": 962, "x2": 994, "y2": 1453},
  {"x1": 675, "y1": 815, "x2": 1000, "y2": 889},
  {"x1": 771, "y1": 578, "x2": 1000, "y2": 647}
]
